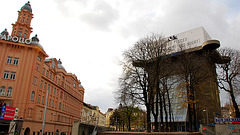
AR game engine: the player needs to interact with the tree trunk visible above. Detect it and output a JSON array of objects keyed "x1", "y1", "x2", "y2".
[
  {"x1": 128, "y1": 115, "x2": 131, "y2": 131},
  {"x1": 166, "y1": 82, "x2": 173, "y2": 131},
  {"x1": 152, "y1": 93, "x2": 159, "y2": 132},
  {"x1": 146, "y1": 103, "x2": 151, "y2": 132},
  {"x1": 159, "y1": 92, "x2": 164, "y2": 132},
  {"x1": 187, "y1": 82, "x2": 192, "y2": 132},
  {"x1": 163, "y1": 92, "x2": 168, "y2": 132},
  {"x1": 230, "y1": 90, "x2": 240, "y2": 117}
]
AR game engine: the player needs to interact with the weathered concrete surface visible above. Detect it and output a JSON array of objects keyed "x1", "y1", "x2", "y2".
[
  {"x1": 98, "y1": 132, "x2": 202, "y2": 135},
  {"x1": 215, "y1": 124, "x2": 240, "y2": 135}
]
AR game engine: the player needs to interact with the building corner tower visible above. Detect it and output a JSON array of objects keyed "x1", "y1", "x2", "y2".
[{"x1": 11, "y1": 1, "x2": 33, "y2": 39}]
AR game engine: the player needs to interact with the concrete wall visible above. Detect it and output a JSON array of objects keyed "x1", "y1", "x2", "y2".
[
  {"x1": 200, "y1": 124, "x2": 240, "y2": 135},
  {"x1": 72, "y1": 122, "x2": 106, "y2": 135},
  {"x1": 215, "y1": 124, "x2": 240, "y2": 135}
]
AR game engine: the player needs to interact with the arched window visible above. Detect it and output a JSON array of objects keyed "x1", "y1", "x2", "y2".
[
  {"x1": 0, "y1": 86, "x2": 6, "y2": 96},
  {"x1": 6, "y1": 87, "x2": 12, "y2": 97},
  {"x1": 30, "y1": 91, "x2": 35, "y2": 101}
]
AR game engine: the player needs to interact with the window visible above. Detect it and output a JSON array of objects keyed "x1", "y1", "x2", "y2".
[
  {"x1": 6, "y1": 57, "x2": 12, "y2": 64},
  {"x1": 38, "y1": 95, "x2": 41, "y2": 103},
  {"x1": 18, "y1": 31, "x2": 22, "y2": 36},
  {"x1": 49, "y1": 99, "x2": 51, "y2": 106},
  {"x1": 54, "y1": 88, "x2": 56, "y2": 95},
  {"x1": 59, "y1": 102, "x2": 61, "y2": 110},
  {"x1": 46, "y1": 70, "x2": 48, "y2": 77},
  {"x1": 6, "y1": 87, "x2": 12, "y2": 97},
  {"x1": 50, "y1": 73, "x2": 52, "y2": 79},
  {"x1": 44, "y1": 82, "x2": 47, "y2": 90},
  {"x1": 60, "y1": 91, "x2": 63, "y2": 98},
  {"x1": 37, "y1": 56, "x2": 41, "y2": 61},
  {"x1": 48, "y1": 84, "x2": 50, "y2": 91},
  {"x1": 3, "y1": 71, "x2": 9, "y2": 79},
  {"x1": 13, "y1": 58, "x2": 19, "y2": 65},
  {"x1": 36, "y1": 64, "x2": 39, "y2": 71},
  {"x1": 34, "y1": 77, "x2": 37, "y2": 85},
  {"x1": 52, "y1": 100, "x2": 54, "y2": 107},
  {"x1": 22, "y1": 17, "x2": 25, "y2": 22},
  {"x1": 42, "y1": 68, "x2": 45, "y2": 75},
  {"x1": 0, "y1": 86, "x2": 6, "y2": 96},
  {"x1": 10, "y1": 72, "x2": 16, "y2": 80},
  {"x1": 51, "y1": 86, "x2": 53, "y2": 94},
  {"x1": 42, "y1": 96, "x2": 44, "y2": 104},
  {"x1": 40, "y1": 80, "x2": 43, "y2": 88},
  {"x1": 24, "y1": 33, "x2": 27, "y2": 38},
  {"x1": 30, "y1": 91, "x2": 35, "y2": 101},
  {"x1": 55, "y1": 101, "x2": 57, "y2": 109}
]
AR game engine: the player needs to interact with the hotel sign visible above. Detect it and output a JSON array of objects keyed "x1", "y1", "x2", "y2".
[
  {"x1": 0, "y1": 105, "x2": 17, "y2": 120},
  {"x1": 166, "y1": 27, "x2": 212, "y2": 54},
  {"x1": 0, "y1": 34, "x2": 32, "y2": 45}
]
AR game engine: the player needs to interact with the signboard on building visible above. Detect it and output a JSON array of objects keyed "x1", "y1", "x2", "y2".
[
  {"x1": 166, "y1": 27, "x2": 212, "y2": 55},
  {"x1": 0, "y1": 105, "x2": 17, "y2": 120},
  {"x1": 0, "y1": 34, "x2": 32, "y2": 44},
  {"x1": 215, "y1": 117, "x2": 240, "y2": 123}
]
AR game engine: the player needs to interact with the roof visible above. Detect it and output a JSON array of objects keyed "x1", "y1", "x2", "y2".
[
  {"x1": 31, "y1": 34, "x2": 45, "y2": 51},
  {"x1": 57, "y1": 59, "x2": 66, "y2": 72},
  {"x1": 21, "y1": 1, "x2": 32, "y2": 13}
]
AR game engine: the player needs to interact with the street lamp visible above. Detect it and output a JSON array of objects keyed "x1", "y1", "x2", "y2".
[
  {"x1": 203, "y1": 109, "x2": 208, "y2": 125},
  {"x1": 42, "y1": 87, "x2": 50, "y2": 135},
  {"x1": 51, "y1": 113, "x2": 56, "y2": 133}
]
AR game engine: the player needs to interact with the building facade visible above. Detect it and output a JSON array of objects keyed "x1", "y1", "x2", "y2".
[
  {"x1": 0, "y1": 2, "x2": 84, "y2": 135},
  {"x1": 105, "y1": 108, "x2": 114, "y2": 128},
  {"x1": 81, "y1": 103, "x2": 106, "y2": 127}
]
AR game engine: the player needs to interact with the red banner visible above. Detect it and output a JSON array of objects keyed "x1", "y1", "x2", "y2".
[
  {"x1": 5, "y1": 106, "x2": 16, "y2": 114},
  {"x1": 3, "y1": 113, "x2": 15, "y2": 120}
]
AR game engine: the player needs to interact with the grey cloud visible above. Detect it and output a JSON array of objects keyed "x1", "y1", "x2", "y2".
[
  {"x1": 80, "y1": 0, "x2": 119, "y2": 31},
  {"x1": 54, "y1": 0, "x2": 88, "y2": 16},
  {"x1": 116, "y1": 0, "x2": 235, "y2": 42}
]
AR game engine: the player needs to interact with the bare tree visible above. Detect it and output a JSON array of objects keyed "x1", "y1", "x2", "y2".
[
  {"x1": 109, "y1": 109, "x2": 123, "y2": 131},
  {"x1": 119, "y1": 33, "x2": 171, "y2": 132},
  {"x1": 116, "y1": 78, "x2": 139, "y2": 131},
  {"x1": 217, "y1": 47, "x2": 240, "y2": 117},
  {"x1": 175, "y1": 49, "x2": 216, "y2": 131}
]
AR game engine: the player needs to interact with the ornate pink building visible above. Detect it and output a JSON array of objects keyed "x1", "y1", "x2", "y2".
[{"x1": 0, "y1": 2, "x2": 84, "y2": 135}]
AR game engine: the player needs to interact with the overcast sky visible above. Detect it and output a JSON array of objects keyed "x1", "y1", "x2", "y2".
[{"x1": 1, "y1": 0, "x2": 240, "y2": 113}]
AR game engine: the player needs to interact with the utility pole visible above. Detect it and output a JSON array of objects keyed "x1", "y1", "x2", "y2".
[{"x1": 41, "y1": 88, "x2": 50, "y2": 135}]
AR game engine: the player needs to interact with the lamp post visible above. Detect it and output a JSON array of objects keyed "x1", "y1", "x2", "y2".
[
  {"x1": 52, "y1": 113, "x2": 56, "y2": 133},
  {"x1": 41, "y1": 88, "x2": 49, "y2": 135},
  {"x1": 203, "y1": 109, "x2": 208, "y2": 125}
]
